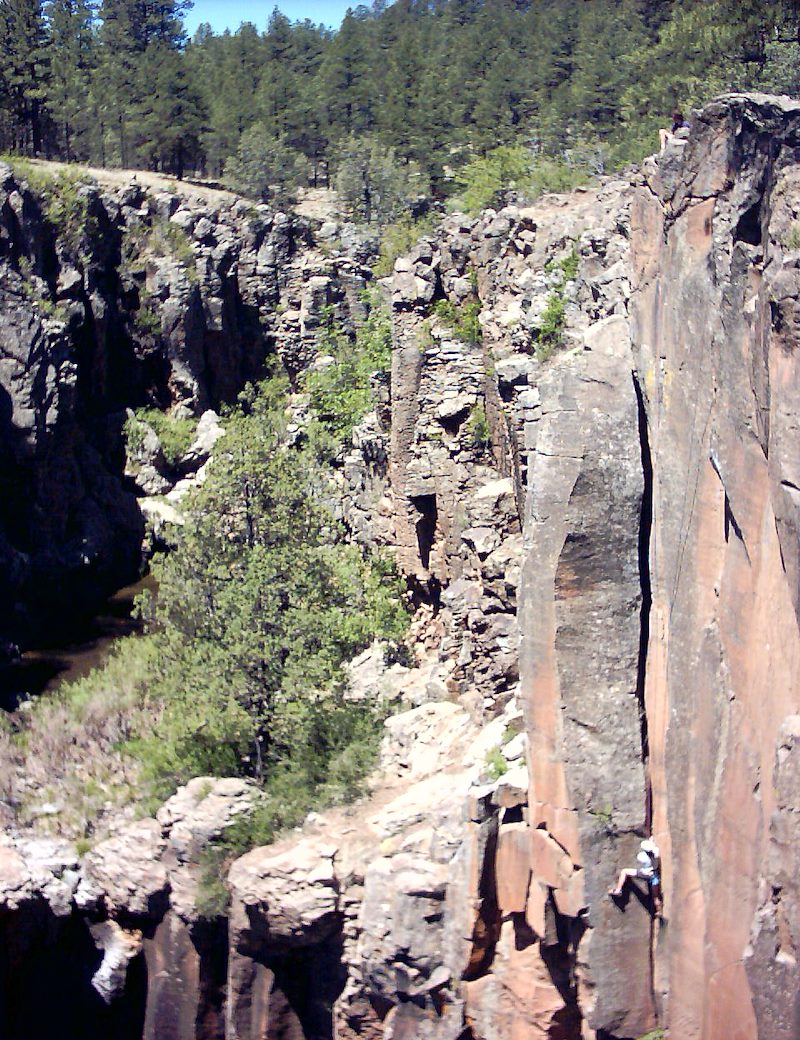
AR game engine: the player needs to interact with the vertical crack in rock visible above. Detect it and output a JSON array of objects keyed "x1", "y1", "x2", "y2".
[
  {"x1": 463, "y1": 819, "x2": 501, "y2": 982},
  {"x1": 632, "y1": 373, "x2": 653, "y2": 822},
  {"x1": 411, "y1": 493, "x2": 438, "y2": 573},
  {"x1": 541, "y1": 896, "x2": 585, "y2": 1039},
  {"x1": 634, "y1": 371, "x2": 661, "y2": 1032}
]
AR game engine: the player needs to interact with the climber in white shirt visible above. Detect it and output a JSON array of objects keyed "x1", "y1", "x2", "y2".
[{"x1": 609, "y1": 839, "x2": 662, "y2": 912}]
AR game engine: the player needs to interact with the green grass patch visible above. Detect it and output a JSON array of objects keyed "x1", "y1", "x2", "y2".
[
  {"x1": 785, "y1": 222, "x2": 800, "y2": 250},
  {"x1": 122, "y1": 219, "x2": 198, "y2": 285},
  {"x1": 484, "y1": 745, "x2": 509, "y2": 781},
  {"x1": 148, "y1": 221, "x2": 198, "y2": 280},
  {"x1": 589, "y1": 804, "x2": 614, "y2": 827},
  {"x1": 502, "y1": 719, "x2": 523, "y2": 745},
  {"x1": 125, "y1": 408, "x2": 198, "y2": 468},
  {"x1": 432, "y1": 297, "x2": 482, "y2": 345},
  {"x1": 3, "y1": 636, "x2": 156, "y2": 840},
  {"x1": 2, "y1": 157, "x2": 99, "y2": 255},
  {"x1": 466, "y1": 403, "x2": 491, "y2": 450},
  {"x1": 417, "y1": 318, "x2": 435, "y2": 353}
]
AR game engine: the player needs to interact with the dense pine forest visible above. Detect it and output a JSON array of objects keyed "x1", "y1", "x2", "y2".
[{"x1": 2, "y1": 0, "x2": 800, "y2": 204}]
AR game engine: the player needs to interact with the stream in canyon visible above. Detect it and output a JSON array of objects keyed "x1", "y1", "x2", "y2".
[{"x1": 0, "y1": 574, "x2": 155, "y2": 711}]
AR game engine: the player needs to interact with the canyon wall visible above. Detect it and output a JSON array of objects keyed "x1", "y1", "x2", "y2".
[
  {"x1": 0, "y1": 169, "x2": 367, "y2": 663},
  {"x1": 631, "y1": 92, "x2": 800, "y2": 1040},
  {"x1": 1, "y1": 94, "x2": 799, "y2": 1039}
]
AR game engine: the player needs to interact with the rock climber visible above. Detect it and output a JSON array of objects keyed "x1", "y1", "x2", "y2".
[
  {"x1": 659, "y1": 110, "x2": 689, "y2": 151},
  {"x1": 609, "y1": 838, "x2": 662, "y2": 912}
]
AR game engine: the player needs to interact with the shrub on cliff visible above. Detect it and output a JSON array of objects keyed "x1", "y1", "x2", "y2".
[
  {"x1": 334, "y1": 136, "x2": 429, "y2": 227},
  {"x1": 126, "y1": 408, "x2": 197, "y2": 469},
  {"x1": 305, "y1": 291, "x2": 391, "y2": 446},
  {"x1": 372, "y1": 213, "x2": 437, "y2": 278},
  {"x1": 131, "y1": 369, "x2": 409, "y2": 801},
  {"x1": 450, "y1": 146, "x2": 588, "y2": 215}
]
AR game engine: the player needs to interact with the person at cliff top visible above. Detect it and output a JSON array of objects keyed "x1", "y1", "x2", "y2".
[
  {"x1": 659, "y1": 111, "x2": 689, "y2": 151},
  {"x1": 609, "y1": 839, "x2": 662, "y2": 912}
]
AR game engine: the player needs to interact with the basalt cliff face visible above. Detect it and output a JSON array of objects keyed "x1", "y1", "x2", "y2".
[
  {"x1": 0, "y1": 171, "x2": 368, "y2": 661},
  {"x1": 1, "y1": 94, "x2": 799, "y2": 1040}
]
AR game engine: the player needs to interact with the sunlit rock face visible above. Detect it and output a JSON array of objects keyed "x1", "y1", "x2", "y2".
[
  {"x1": 2, "y1": 94, "x2": 800, "y2": 1040},
  {"x1": 630, "y1": 93, "x2": 800, "y2": 1040}
]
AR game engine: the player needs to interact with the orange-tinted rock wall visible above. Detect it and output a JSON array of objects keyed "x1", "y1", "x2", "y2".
[{"x1": 630, "y1": 93, "x2": 800, "y2": 1040}]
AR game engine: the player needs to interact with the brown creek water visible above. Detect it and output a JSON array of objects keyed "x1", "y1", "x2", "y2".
[{"x1": 0, "y1": 574, "x2": 155, "y2": 709}]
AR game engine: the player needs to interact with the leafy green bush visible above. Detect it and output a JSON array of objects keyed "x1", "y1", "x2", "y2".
[
  {"x1": 133, "y1": 306, "x2": 163, "y2": 336},
  {"x1": 130, "y1": 407, "x2": 197, "y2": 468},
  {"x1": 533, "y1": 247, "x2": 579, "y2": 361},
  {"x1": 451, "y1": 146, "x2": 589, "y2": 215},
  {"x1": 484, "y1": 745, "x2": 509, "y2": 781},
  {"x1": 194, "y1": 714, "x2": 385, "y2": 918},
  {"x1": 432, "y1": 297, "x2": 482, "y2": 345},
  {"x1": 451, "y1": 146, "x2": 531, "y2": 214},
  {"x1": 306, "y1": 292, "x2": 392, "y2": 445},
  {"x1": 534, "y1": 291, "x2": 568, "y2": 361},
  {"x1": 466, "y1": 403, "x2": 491, "y2": 450},
  {"x1": 372, "y1": 213, "x2": 437, "y2": 277}
]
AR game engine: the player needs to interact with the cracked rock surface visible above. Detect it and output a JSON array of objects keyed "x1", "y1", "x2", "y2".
[{"x1": 1, "y1": 95, "x2": 800, "y2": 1040}]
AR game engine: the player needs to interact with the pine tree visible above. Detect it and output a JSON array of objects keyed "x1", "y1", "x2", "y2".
[
  {"x1": 96, "y1": 0, "x2": 141, "y2": 165},
  {"x1": 136, "y1": 39, "x2": 203, "y2": 175},
  {"x1": 0, "y1": 0, "x2": 49, "y2": 154},
  {"x1": 569, "y1": 0, "x2": 645, "y2": 138},
  {"x1": 189, "y1": 22, "x2": 265, "y2": 176},
  {"x1": 44, "y1": 0, "x2": 96, "y2": 160},
  {"x1": 96, "y1": 0, "x2": 191, "y2": 167},
  {"x1": 622, "y1": 0, "x2": 795, "y2": 128},
  {"x1": 317, "y1": 9, "x2": 375, "y2": 141}
]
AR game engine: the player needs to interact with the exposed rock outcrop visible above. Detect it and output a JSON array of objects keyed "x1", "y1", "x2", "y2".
[
  {"x1": 631, "y1": 92, "x2": 800, "y2": 1039},
  {"x1": 0, "y1": 777, "x2": 257, "y2": 1040},
  {"x1": 2, "y1": 94, "x2": 800, "y2": 1040},
  {"x1": 0, "y1": 168, "x2": 366, "y2": 664}
]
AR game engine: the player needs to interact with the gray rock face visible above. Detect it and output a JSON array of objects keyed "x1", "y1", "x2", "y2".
[
  {"x1": 0, "y1": 777, "x2": 259, "y2": 1040},
  {"x1": 4, "y1": 95, "x2": 800, "y2": 1040},
  {"x1": 518, "y1": 321, "x2": 653, "y2": 1037},
  {"x1": 0, "y1": 167, "x2": 373, "y2": 660}
]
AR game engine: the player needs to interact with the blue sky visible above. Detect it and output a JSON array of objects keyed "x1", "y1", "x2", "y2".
[{"x1": 185, "y1": 1, "x2": 356, "y2": 35}]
